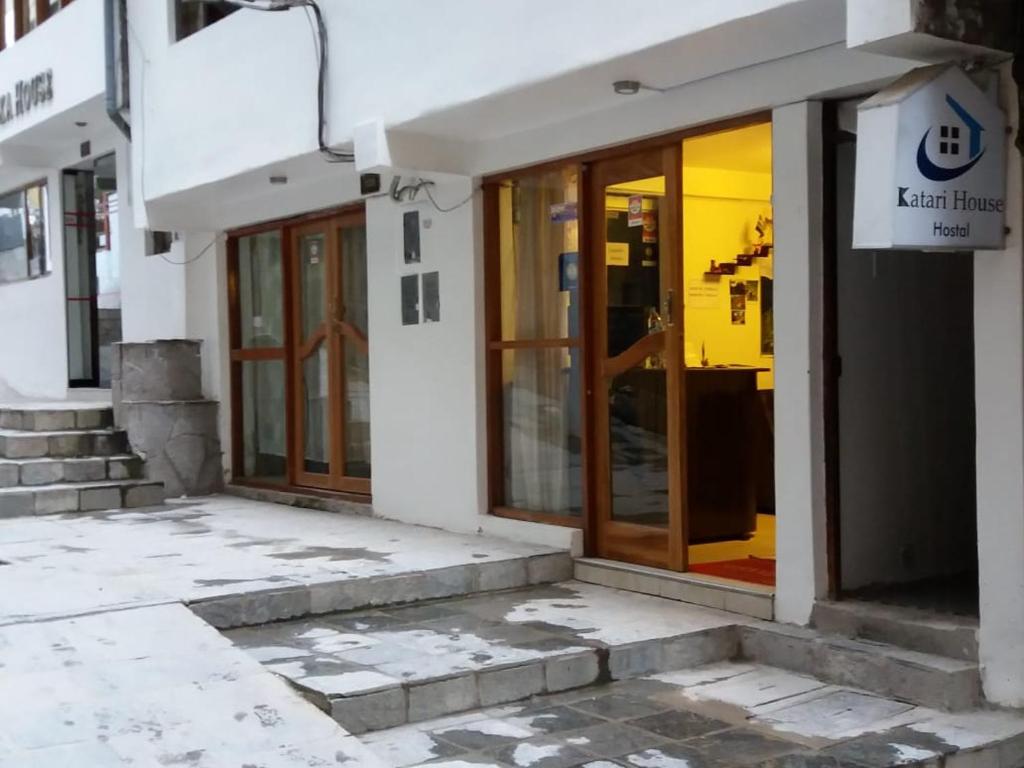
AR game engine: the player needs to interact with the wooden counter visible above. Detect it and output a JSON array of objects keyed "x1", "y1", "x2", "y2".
[{"x1": 612, "y1": 365, "x2": 767, "y2": 542}]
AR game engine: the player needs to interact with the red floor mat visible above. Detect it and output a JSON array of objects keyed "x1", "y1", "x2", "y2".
[{"x1": 689, "y1": 557, "x2": 775, "y2": 587}]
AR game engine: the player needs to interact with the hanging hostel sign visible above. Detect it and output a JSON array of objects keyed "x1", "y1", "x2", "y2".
[
  {"x1": 0, "y1": 69, "x2": 54, "y2": 127},
  {"x1": 853, "y1": 65, "x2": 1006, "y2": 251}
]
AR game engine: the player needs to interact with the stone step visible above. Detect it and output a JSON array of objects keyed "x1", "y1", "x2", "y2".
[
  {"x1": 0, "y1": 405, "x2": 113, "y2": 432},
  {"x1": 812, "y1": 599, "x2": 979, "y2": 662},
  {"x1": 0, "y1": 428, "x2": 129, "y2": 459},
  {"x1": 575, "y1": 557, "x2": 774, "y2": 620},
  {"x1": 0, "y1": 455, "x2": 144, "y2": 488},
  {"x1": 223, "y1": 581, "x2": 739, "y2": 735},
  {"x1": 739, "y1": 621, "x2": 982, "y2": 711},
  {"x1": 0, "y1": 478, "x2": 166, "y2": 518}
]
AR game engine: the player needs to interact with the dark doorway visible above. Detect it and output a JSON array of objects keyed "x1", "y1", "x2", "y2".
[
  {"x1": 826, "y1": 103, "x2": 978, "y2": 617},
  {"x1": 63, "y1": 154, "x2": 122, "y2": 388}
]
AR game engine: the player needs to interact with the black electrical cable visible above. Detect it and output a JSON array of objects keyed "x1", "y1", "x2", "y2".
[{"x1": 222, "y1": 0, "x2": 353, "y2": 163}]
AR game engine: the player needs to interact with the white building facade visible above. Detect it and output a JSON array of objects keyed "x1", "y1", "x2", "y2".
[{"x1": 1, "y1": 0, "x2": 1022, "y2": 706}]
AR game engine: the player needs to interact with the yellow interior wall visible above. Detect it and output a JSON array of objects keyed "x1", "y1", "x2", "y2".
[{"x1": 682, "y1": 165, "x2": 774, "y2": 389}]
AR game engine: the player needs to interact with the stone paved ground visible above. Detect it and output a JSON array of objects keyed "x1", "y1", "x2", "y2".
[
  {"x1": 359, "y1": 663, "x2": 1024, "y2": 767},
  {"x1": 0, "y1": 495, "x2": 562, "y2": 767},
  {"x1": 0, "y1": 495, "x2": 562, "y2": 625}
]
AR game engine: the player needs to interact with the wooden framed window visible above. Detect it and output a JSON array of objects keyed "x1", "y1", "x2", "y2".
[
  {"x1": 175, "y1": 0, "x2": 237, "y2": 41},
  {"x1": 0, "y1": 0, "x2": 72, "y2": 46},
  {"x1": 0, "y1": 179, "x2": 49, "y2": 284},
  {"x1": 229, "y1": 229, "x2": 289, "y2": 486},
  {"x1": 484, "y1": 165, "x2": 586, "y2": 528}
]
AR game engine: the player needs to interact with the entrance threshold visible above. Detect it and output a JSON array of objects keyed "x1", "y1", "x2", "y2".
[
  {"x1": 575, "y1": 557, "x2": 773, "y2": 620},
  {"x1": 226, "y1": 482, "x2": 372, "y2": 518}
]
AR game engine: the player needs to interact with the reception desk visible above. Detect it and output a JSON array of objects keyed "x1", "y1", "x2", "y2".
[{"x1": 612, "y1": 365, "x2": 766, "y2": 542}]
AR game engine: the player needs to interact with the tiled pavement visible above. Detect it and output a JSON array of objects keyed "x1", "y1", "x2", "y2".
[
  {"x1": 0, "y1": 495, "x2": 567, "y2": 767},
  {"x1": 359, "y1": 663, "x2": 1024, "y2": 767},
  {"x1": 225, "y1": 582, "x2": 740, "y2": 732},
  {"x1": 0, "y1": 495, "x2": 569, "y2": 626}
]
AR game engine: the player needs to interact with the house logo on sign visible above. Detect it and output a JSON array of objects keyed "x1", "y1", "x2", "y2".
[{"x1": 916, "y1": 95, "x2": 986, "y2": 182}]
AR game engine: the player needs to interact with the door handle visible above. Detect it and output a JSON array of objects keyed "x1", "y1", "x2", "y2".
[{"x1": 664, "y1": 289, "x2": 675, "y2": 327}]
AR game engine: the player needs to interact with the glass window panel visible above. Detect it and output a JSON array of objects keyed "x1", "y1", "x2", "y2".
[
  {"x1": 0, "y1": 188, "x2": 27, "y2": 283},
  {"x1": 26, "y1": 183, "x2": 47, "y2": 277},
  {"x1": 299, "y1": 233, "x2": 326, "y2": 340},
  {"x1": 238, "y1": 231, "x2": 284, "y2": 348},
  {"x1": 607, "y1": 364, "x2": 669, "y2": 526},
  {"x1": 502, "y1": 347, "x2": 582, "y2": 517},
  {"x1": 19, "y1": 0, "x2": 37, "y2": 33},
  {"x1": 3, "y1": 0, "x2": 15, "y2": 45},
  {"x1": 340, "y1": 224, "x2": 368, "y2": 335},
  {"x1": 499, "y1": 167, "x2": 579, "y2": 342},
  {"x1": 241, "y1": 360, "x2": 287, "y2": 484},
  {"x1": 303, "y1": 344, "x2": 330, "y2": 474},
  {"x1": 175, "y1": 0, "x2": 238, "y2": 41},
  {"x1": 343, "y1": 341, "x2": 370, "y2": 479}
]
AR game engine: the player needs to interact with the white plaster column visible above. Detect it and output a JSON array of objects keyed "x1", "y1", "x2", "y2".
[
  {"x1": 975, "y1": 63, "x2": 1024, "y2": 707},
  {"x1": 772, "y1": 101, "x2": 830, "y2": 625}
]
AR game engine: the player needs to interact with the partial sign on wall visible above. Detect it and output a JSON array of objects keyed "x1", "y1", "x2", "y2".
[{"x1": 853, "y1": 65, "x2": 1006, "y2": 251}]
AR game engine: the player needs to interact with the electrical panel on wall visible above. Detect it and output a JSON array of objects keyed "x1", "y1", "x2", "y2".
[
  {"x1": 401, "y1": 274, "x2": 419, "y2": 326},
  {"x1": 422, "y1": 272, "x2": 440, "y2": 323},
  {"x1": 403, "y1": 210, "x2": 421, "y2": 264}
]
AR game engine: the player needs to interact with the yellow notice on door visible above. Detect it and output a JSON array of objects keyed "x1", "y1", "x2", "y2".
[{"x1": 606, "y1": 242, "x2": 630, "y2": 267}]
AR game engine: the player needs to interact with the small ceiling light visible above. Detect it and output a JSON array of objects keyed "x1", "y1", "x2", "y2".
[
  {"x1": 74, "y1": 121, "x2": 88, "y2": 128},
  {"x1": 269, "y1": 175, "x2": 288, "y2": 185},
  {"x1": 613, "y1": 80, "x2": 641, "y2": 95}
]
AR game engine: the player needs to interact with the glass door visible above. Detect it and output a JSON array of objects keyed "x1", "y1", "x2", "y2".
[
  {"x1": 289, "y1": 211, "x2": 370, "y2": 494},
  {"x1": 590, "y1": 146, "x2": 687, "y2": 570}
]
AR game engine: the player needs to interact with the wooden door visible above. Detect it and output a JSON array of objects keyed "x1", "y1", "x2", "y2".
[
  {"x1": 289, "y1": 211, "x2": 370, "y2": 494},
  {"x1": 589, "y1": 146, "x2": 687, "y2": 570}
]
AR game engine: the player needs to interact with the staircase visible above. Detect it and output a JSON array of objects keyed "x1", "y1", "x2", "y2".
[{"x1": 0, "y1": 404, "x2": 165, "y2": 517}]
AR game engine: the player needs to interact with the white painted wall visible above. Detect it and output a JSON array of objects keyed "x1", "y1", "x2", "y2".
[
  {"x1": 975, "y1": 63, "x2": 1024, "y2": 708},
  {"x1": 184, "y1": 232, "x2": 230, "y2": 476},
  {"x1": 116, "y1": 139, "x2": 188, "y2": 344},
  {"x1": 0, "y1": 0, "x2": 104, "y2": 147},
  {"x1": 0, "y1": 166, "x2": 67, "y2": 399},
  {"x1": 128, "y1": 0, "x2": 850, "y2": 210},
  {"x1": 364, "y1": 177, "x2": 487, "y2": 533},
  {"x1": 846, "y1": 0, "x2": 913, "y2": 50},
  {"x1": 773, "y1": 101, "x2": 829, "y2": 625}
]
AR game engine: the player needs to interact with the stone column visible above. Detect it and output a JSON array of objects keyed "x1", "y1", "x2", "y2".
[
  {"x1": 975, "y1": 62, "x2": 1024, "y2": 707},
  {"x1": 112, "y1": 339, "x2": 223, "y2": 497},
  {"x1": 772, "y1": 101, "x2": 830, "y2": 625}
]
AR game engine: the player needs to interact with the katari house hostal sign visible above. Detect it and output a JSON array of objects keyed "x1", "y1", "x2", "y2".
[
  {"x1": 853, "y1": 65, "x2": 1007, "y2": 251},
  {"x1": 0, "y1": 70, "x2": 54, "y2": 127}
]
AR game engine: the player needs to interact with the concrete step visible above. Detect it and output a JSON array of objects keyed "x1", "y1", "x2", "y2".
[
  {"x1": 0, "y1": 405, "x2": 113, "y2": 432},
  {"x1": 812, "y1": 599, "x2": 979, "y2": 662},
  {"x1": 739, "y1": 622, "x2": 982, "y2": 711},
  {"x1": 0, "y1": 478, "x2": 166, "y2": 517},
  {"x1": 223, "y1": 581, "x2": 739, "y2": 735},
  {"x1": 0, "y1": 428, "x2": 129, "y2": 459},
  {"x1": 0, "y1": 455, "x2": 144, "y2": 488},
  {"x1": 576, "y1": 557, "x2": 774, "y2": 620}
]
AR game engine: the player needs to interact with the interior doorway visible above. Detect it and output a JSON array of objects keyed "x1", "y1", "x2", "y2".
[
  {"x1": 828, "y1": 105, "x2": 978, "y2": 616},
  {"x1": 63, "y1": 154, "x2": 122, "y2": 388}
]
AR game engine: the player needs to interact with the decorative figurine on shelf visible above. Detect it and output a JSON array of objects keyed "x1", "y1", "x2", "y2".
[
  {"x1": 754, "y1": 213, "x2": 774, "y2": 257},
  {"x1": 700, "y1": 341, "x2": 709, "y2": 368}
]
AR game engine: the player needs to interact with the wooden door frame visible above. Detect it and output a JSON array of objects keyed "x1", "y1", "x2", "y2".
[
  {"x1": 822, "y1": 100, "x2": 861, "y2": 600},
  {"x1": 587, "y1": 144, "x2": 687, "y2": 571},
  {"x1": 227, "y1": 203, "x2": 369, "y2": 497},
  {"x1": 480, "y1": 111, "x2": 774, "y2": 566}
]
